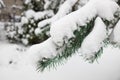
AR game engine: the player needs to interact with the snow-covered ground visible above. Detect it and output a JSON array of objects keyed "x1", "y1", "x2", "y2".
[{"x1": 0, "y1": 40, "x2": 120, "y2": 80}]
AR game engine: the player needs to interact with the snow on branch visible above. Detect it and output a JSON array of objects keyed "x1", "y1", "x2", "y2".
[
  {"x1": 27, "y1": 0, "x2": 120, "y2": 71},
  {"x1": 80, "y1": 17, "x2": 107, "y2": 62},
  {"x1": 23, "y1": 9, "x2": 54, "y2": 21},
  {"x1": 38, "y1": 0, "x2": 79, "y2": 29},
  {"x1": 50, "y1": 0, "x2": 119, "y2": 47}
]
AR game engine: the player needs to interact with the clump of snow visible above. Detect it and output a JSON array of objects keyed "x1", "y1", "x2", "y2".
[
  {"x1": 18, "y1": 28, "x2": 23, "y2": 35},
  {"x1": 21, "y1": 38, "x2": 29, "y2": 45},
  {"x1": 35, "y1": 28, "x2": 42, "y2": 36},
  {"x1": 25, "y1": 9, "x2": 35, "y2": 19},
  {"x1": 27, "y1": 38, "x2": 57, "y2": 65},
  {"x1": 81, "y1": 17, "x2": 107, "y2": 61},
  {"x1": 94, "y1": 0, "x2": 120, "y2": 20},
  {"x1": 25, "y1": 9, "x2": 54, "y2": 20},
  {"x1": 21, "y1": 17, "x2": 29, "y2": 25},
  {"x1": 50, "y1": 0, "x2": 97, "y2": 47},
  {"x1": 50, "y1": 15, "x2": 77, "y2": 47},
  {"x1": 76, "y1": 1, "x2": 97, "y2": 26},
  {"x1": 34, "y1": 10, "x2": 54, "y2": 20},
  {"x1": 38, "y1": 19, "x2": 51, "y2": 29},
  {"x1": 7, "y1": 31, "x2": 16, "y2": 38},
  {"x1": 109, "y1": 20, "x2": 120, "y2": 44}
]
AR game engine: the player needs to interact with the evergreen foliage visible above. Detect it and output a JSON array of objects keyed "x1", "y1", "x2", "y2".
[
  {"x1": 37, "y1": 18, "x2": 102, "y2": 71},
  {"x1": 37, "y1": 15, "x2": 120, "y2": 71},
  {"x1": 6, "y1": 0, "x2": 51, "y2": 45},
  {"x1": 5, "y1": 0, "x2": 67, "y2": 45}
]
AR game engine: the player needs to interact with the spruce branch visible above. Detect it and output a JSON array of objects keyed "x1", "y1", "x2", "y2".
[
  {"x1": 36, "y1": 1, "x2": 120, "y2": 72},
  {"x1": 37, "y1": 16, "x2": 120, "y2": 72},
  {"x1": 37, "y1": 18, "x2": 95, "y2": 72}
]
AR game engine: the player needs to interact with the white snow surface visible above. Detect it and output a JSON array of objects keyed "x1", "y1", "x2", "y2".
[
  {"x1": 0, "y1": 42, "x2": 120, "y2": 80},
  {"x1": 0, "y1": 42, "x2": 43, "y2": 80}
]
